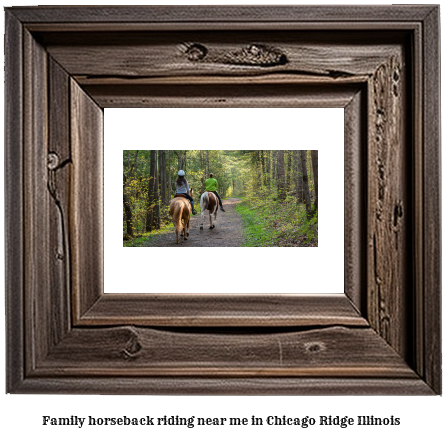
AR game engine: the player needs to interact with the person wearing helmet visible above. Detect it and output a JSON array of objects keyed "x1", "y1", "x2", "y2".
[
  {"x1": 205, "y1": 173, "x2": 225, "y2": 212},
  {"x1": 175, "y1": 170, "x2": 197, "y2": 215}
]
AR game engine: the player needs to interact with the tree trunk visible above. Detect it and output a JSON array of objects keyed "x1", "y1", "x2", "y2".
[
  {"x1": 183, "y1": 150, "x2": 187, "y2": 172},
  {"x1": 311, "y1": 150, "x2": 318, "y2": 211},
  {"x1": 154, "y1": 151, "x2": 160, "y2": 229},
  {"x1": 297, "y1": 150, "x2": 304, "y2": 203},
  {"x1": 159, "y1": 150, "x2": 167, "y2": 206},
  {"x1": 267, "y1": 150, "x2": 271, "y2": 190},
  {"x1": 260, "y1": 150, "x2": 266, "y2": 187},
  {"x1": 145, "y1": 150, "x2": 158, "y2": 232},
  {"x1": 292, "y1": 150, "x2": 297, "y2": 193},
  {"x1": 167, "y1": 150, "x2": 172, "y2": 201},
  {"x1": 123, "y1": 174, "x2": 133, "y2": 236},
  {"x1": 300, "y1": 150, "x2": 312, "y2": 217},
  {"x1": 205, "y1": 150, "x2": 209, "y2": 176},
  {"x1": 277, "y1": 150, "x2": 286, "y2": 200},
  {"x1": 218, "y1": 152, "x2": 223, "y2": 196},
  {"x1": 286, "y1": 150, "x2": 291, "y2": 194},
  {"x1": 273, "y1": 151, "x2": 277, "y2": 189},
  {"x1": 178, "y1": 150, "x2": 183, "y2": 170}
]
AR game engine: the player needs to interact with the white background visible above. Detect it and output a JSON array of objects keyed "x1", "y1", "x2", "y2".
[
  {"x1": 1, "y1": 1, "x2": 442, "y2": 438},
  {"x1": 105, "y1": 108, "x2": 344, "y2": 294}
]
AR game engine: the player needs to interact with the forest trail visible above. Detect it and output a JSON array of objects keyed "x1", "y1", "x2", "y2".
[{"x1": 142, "y1": 198, "x2": 244, "y2": 247}]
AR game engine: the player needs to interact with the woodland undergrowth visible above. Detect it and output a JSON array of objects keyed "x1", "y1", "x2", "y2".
[
  {"x1": 123, "y1": 220, "x2": 174, "y2": 247},
  {"x1": 235, "y1": 192, "x2": 318, "y2": 247},
  {"x1": 123, "y1": 204, "x2": 197, "y2": 247}
]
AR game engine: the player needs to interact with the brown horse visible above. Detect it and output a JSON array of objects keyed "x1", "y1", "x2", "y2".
[
  {"x1": 200, "y1": 191, "x2": 219, "y2": 230},
  {"x1": 169, "y1": 188, "x2": 193, "y2": 244}
]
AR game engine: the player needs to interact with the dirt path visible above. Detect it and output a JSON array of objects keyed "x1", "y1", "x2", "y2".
[{"x1": 142, "y1": 198, "x2": 245, "y2": 247}]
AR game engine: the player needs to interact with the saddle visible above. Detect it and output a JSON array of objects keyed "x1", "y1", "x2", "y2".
[{"x1": 174, "y1": 194, "x2": 187, "y2": 199}]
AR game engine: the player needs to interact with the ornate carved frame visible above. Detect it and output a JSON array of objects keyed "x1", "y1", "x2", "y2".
[{"x1": 5, "y1": 6, "x2": 441, "y2": 394}]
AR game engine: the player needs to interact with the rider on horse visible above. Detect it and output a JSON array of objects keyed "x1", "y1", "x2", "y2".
[
  {"x1": 175, "y1": 170, "x2": 197, "y2": 215},
  {"x1": 205, "y1": 173, "x2": 225, "y2": 212}
]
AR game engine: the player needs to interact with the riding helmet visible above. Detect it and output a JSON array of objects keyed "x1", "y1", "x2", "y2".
[{"x1": 178, "y1": 170, "x2": 185, "y2": 176}]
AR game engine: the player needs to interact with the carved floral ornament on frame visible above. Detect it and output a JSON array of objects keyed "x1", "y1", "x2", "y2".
[{"x1": 4, "y1": 6, "x2": 441, "y2": 394}]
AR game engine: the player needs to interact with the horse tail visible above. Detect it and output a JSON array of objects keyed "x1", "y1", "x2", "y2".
[
  {"x1": 172, "y1": 201, "x2": 185, "y2": 234},
  {"x1": 201, "y1": 192, "x2": 209, "y2": 211}
]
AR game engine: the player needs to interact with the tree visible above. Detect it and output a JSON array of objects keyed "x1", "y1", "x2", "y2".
[
  {"x1": 311, "y1": 150, "x2": 318, "y2": 211},
  {"x1": 123, "y1": 150, "x2": 139, "y2": 236},
  {"x1": 296, "y1": 151, "x2": 304, "y2": 203},
  {"x1": 159, "y1": 150, "x2": 167, "y2": 206},
  {"x1": 200, "y1": 150, "x2": 206, "y2": 195},
  {"x1": 167, "y1": 150, "x2": 172, "y2": 200},
  {"x1": 125, "y1": 149, "x2": 317, "y2": 239},
  {"x1": 123, "y1": 175, "x2": 133, "y2": 237},
  {"x1": 145, "y1": 150, "x2": 159, "y2": 232},
  {"x1": 182, "y1": 150, "x2": 187, "y2": 172},
  {"x1": 277, "y1": 150, "x2": 286, "y2": 200},
  {"x1": 272, "y1": 150, "x2": 277, "y2": 183},
  {"x1": 154, "y1": 151, "x2": 160, "y2": 229},
  {"x1": 286, "y1": 150, "x2": 292, "y2": 194},
  {"x1": 300, "y1": 150, "x2": 312, "y2": 218},
  {"x1": 292, "y1": 150, "x2": 298, "y2": 194},
  {"x1": 206, "y1": 150, "x2": 209, "y2": 176},
  {"x1": 260, "y1": 150, "x2": 266, "y2": 186}
]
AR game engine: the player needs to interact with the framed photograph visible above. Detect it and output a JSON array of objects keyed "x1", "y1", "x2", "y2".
[
  {"x1": 111, "y1": 110, "x2": 340, "y2": 295},
  {"x1": 5, "y1": 5, "x2": 440, "y2": 394}
]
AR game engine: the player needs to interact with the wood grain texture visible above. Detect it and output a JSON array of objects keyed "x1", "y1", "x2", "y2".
[
  {"x1": 83, "y1": 83, "x2": 360, "y2": 108},
  {"x1": 5, "y1": 5, "x2": 441, "y2": 394},
  {"x1": 411, "y1": 18, "x2": 425, "y2": 383},
  {"x1": 79, "y1": 294, "x2": 367, "y2": 327},
  {"x1": 38, "y1": 326, "x2": 415, "y2": 377},
  {"x1": 43, "y1": 32, "x2": 401, "y2": 80},
  {"x1": 366, "y1": 50, "x2": 409, "y2": 358},
  {"x1": 344, "y1": 90, "x2": 366, "y2": 313},
  {"x1": 23, "y1": 29, "x2": 50, "y2": 372},
  {"x1": 48, "y1": 58, "x2": 72, "y2": 345},
  {"x1": 4, "y1": 10, "x2": 24, "y2": 393},
  {"x1": 70, "y1": 81, "x2": 104, "y2": 320},
  {"x1": 422, "y1": 6, "x2": 441, "y2": 394},
  {"x1": 13, "y1": 376, "x2": 433, "y2": 396},
  {"x1": 8, "y1": 5, "x2": 436, "y2": 23}
]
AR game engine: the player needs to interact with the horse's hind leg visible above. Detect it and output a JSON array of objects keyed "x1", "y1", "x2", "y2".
[
  {"x1": 180, "y1": 219, "x2": 185, "y2": 238},
  {"x1": 200, "y1": 210, "x2": 204, "y2": 230},
  {"x1": 209, "y1": 213, "x2": 214, "y2": 229},
  {"x1": 184, "y1": 218, "x2": 189, "y2": 240}
]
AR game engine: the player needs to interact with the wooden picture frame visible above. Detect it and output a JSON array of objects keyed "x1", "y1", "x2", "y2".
[{"x1": 5, "y1": 5, "x2": 441, "y2": 394}]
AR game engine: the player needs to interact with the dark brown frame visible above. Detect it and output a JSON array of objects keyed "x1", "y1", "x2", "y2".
[{"x1": 5, "y1": 6, "x2": 441, "y2": 394}]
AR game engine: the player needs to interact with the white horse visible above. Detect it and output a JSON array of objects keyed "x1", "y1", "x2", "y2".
[{"x1": 200, "y1": 191, "x2": 219, "y2": 230}]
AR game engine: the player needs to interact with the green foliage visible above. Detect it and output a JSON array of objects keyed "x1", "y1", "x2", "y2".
[
  {"x1": 123, "y1": 222, "x2": 175, "y2": 247},
  {"x1": 123, "y1": 149, "x2": 252, "y2": 235},
  {"x1": 123, "y1": 149, "x2": 318, "y2": 246},
  {"x1": 235, "y1": 194, "x2": 318, "y2": 247}
]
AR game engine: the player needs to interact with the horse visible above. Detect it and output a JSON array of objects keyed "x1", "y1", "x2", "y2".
[
  {"x1": 169, "y1": 188, "x2": 193, "y2": 244},
  {"x1": 200, "y1": 191, "x2": 219, "y2": 230}
]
